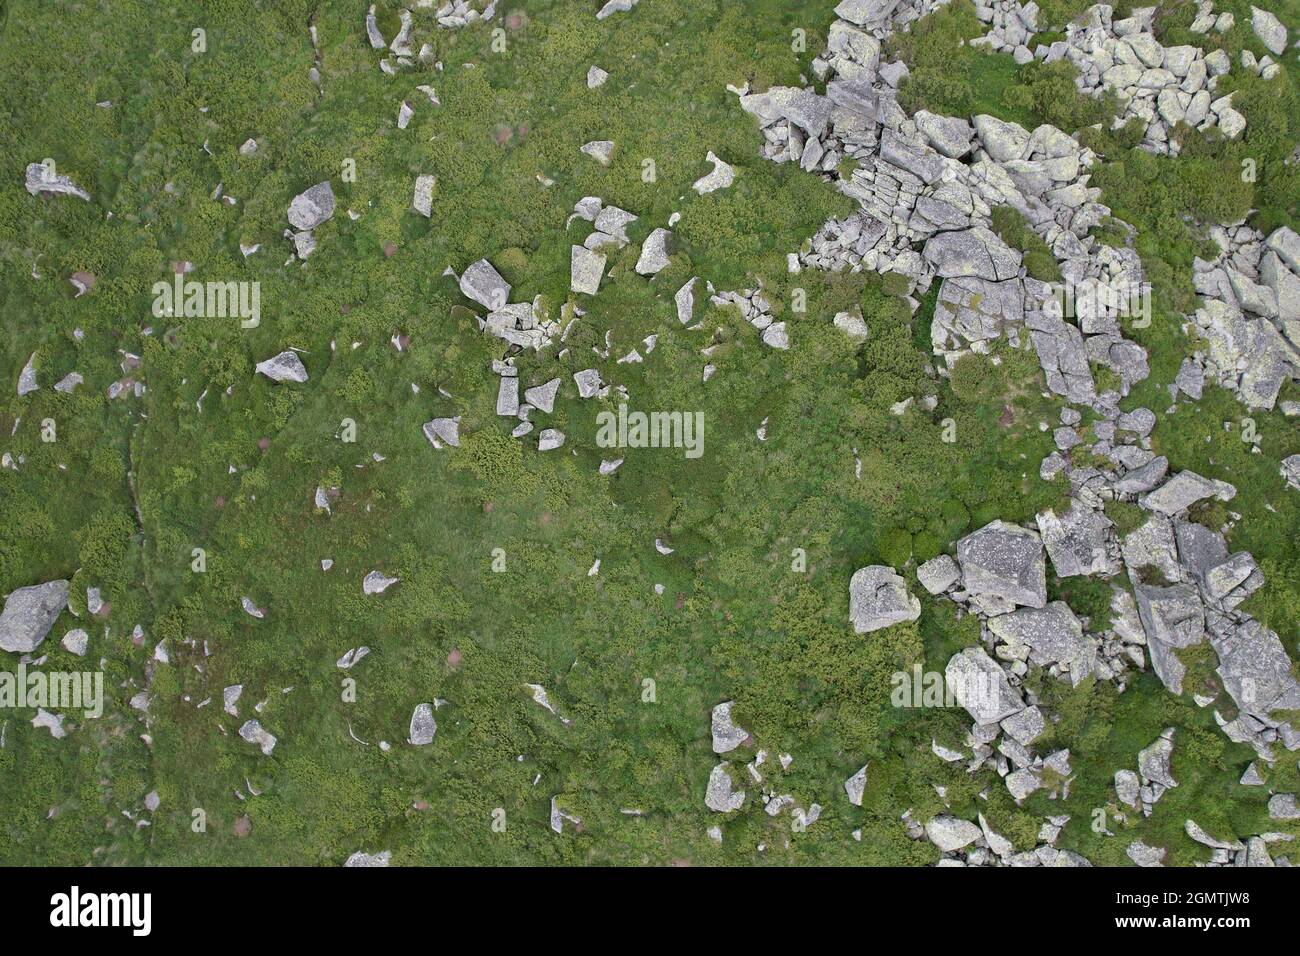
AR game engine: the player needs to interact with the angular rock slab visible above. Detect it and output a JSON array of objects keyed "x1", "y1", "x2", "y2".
[
  {"x1": 849, "y1": 565, "x2": 921, "y2": 633},
  {"x1": 956, "y1": 520, "x2": 1047, "y2": 610}
]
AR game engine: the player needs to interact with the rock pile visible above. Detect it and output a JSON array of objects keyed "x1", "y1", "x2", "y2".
[
  {"x1": 973, "y1": 2, "x2": 1246, "y2": 154},
  {"x1": 1184, "y1": 223, "x2": 1300, "y2": 410}
]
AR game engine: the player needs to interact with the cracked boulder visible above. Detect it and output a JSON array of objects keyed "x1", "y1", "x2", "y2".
[
  {"x1": 849, "y1": 565, "x2": 921, "y2": 633},
  {"x1": 956, "y1": 520, "x2": 1047, "y2": 612},
  {"x1": 945, "y1": 646, "x2": 1025, "y2": 724}
]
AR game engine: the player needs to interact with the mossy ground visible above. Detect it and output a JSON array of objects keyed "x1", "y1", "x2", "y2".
[{"x1": 0, "y1": 0, "x2": 1296, "y2": 865}]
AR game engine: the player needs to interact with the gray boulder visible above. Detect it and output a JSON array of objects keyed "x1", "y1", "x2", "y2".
[
  {"x1": 988, "y1": 602, "x2": 1094, "y2": 685},
  {"x1": 923, "y1": 227, "x2": 1022, "y2": 282},
  {"x1": 849, "y1": 565, "x2": 920, "y2": 633},
  {"x1": 1215, "y1": 619, "x2": 1300, "y2": 718},
  {"x1": 459, "y1": 259, "x2": 511, "y2": 310},
  {"x1": 255, "y1": 351, "x2": 308, "y2": 383},
  {"x1": 925, "y1": 815, "x2": 982, "y2": 852},
  {"x1": 1139, "y1": 470, "x2": 1235, "y2": 515},
  {"x1": 25, "y1": 161, "x2": 91, "y2": 200},
  {"x1": 570, "y1": 244, "x2": 607, "y2": 294},
  {"x1": 1036, "y1": 500, "x2": 1118, "y2": 578},
  {"x1": 1132, "y1": 581, "x2": 1204, "y2": 694},
  {"x1": 917, "y1": 554, "x2": 960, "y2": 595},
  {"x1": 945, "y1": 646, "x2": 1025, "y2": 724},
  {"x1": 408, "y1": 703, "x2": 437, "y2": 745},
  {"x1": 0, "y1": 580, "x2": 70, "y2": 653},
  {"x1": 956, "y1": 520, "x2": 1047, "y2": 610},
  {"x1": 287, "y1": 181, "x2": 335, "y2": 230},
  {"x1": 914, "y1": 111, "x2": 974, "y2": 159},
  {"x1": 710, "y1": 701, "x2": 749, "y2": 753},
  {"x1": 1250, "y1": 7, "x2": 1288, "y2": 55},
  {"x1": 705, "y1": 762, "x2": 745, "y2": 812}
]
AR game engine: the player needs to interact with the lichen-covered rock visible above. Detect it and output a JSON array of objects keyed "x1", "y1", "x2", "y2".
[
  {"x1": 945, "y1": 646, "x2": 1025, "y2": 724},
  {"x1": 0, "y1": 580, "x2": 69, "y2": 653},
  {"x1": 849, "y1": 565, "x2": 921, "y2": 633},
  {"x1": 956, "y1": 520, "x2": 1047, "y2": 611},
  {"x1": 255, "y1": 351, "x2": 308, "y2": 383},
  {"x1": 287, "y1": 181, "x2": 335, "y2": 230},
  {"x1": 705, "y1": 762, "x2": 745, "y2": 812},
  {"x1": 408, "y1": 703, "x2": 436, "y2": 745},
  {"x1": 710, "y1": 701, "x2": 749, "y2": 753}
]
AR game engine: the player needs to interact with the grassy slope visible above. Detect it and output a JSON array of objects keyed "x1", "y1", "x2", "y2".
[{"x1": 0, "y1": 0, "x2": 1295, "y2": 865}]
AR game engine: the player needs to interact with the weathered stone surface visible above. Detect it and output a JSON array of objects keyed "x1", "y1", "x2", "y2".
[
  {"x1": 710, "y1": 701, "x2": 749, "y2": 753},
  {"x1": 1126, "y1": 841, "x2": 1165, "y2": 866},
  {"x1": 25, "y1": 161, "x2": 91, "y2": 200},
  {"x1": 0, "y1": 580, "x2": 69, "y2": 653},
  {"x1": 972, "y1": 114, "x2": 1030, "y2": 162},
  {"x1": 635, "y1": 227, "x2": 672, "y2": 276},
  {"x1": 692, "y1": 151, "x2": 735, "y2": 194},
  {"x1": 239, "y1": 719, "x2": 277, "y2": 755},
  {"x1": 945, "y1": 646, "x2": 1024, "y2": 724},
  {"x1": 408, "y1": 703, "x2": 436, "y2": 745},
  {"x1": 1250, "y1": 6, "x2": 1288, "y2": 55},
  {"x1": 705, "y1": 762, "x2": 745, "y2": 812},
  {"x1": 925, "y1": 815, "x2": 982, "y2": 852},
  {"x1": 1036, "y1": 500, "x2": 1118, "y2": 578},
  {"x1": 580, "y1": 140, "x2": 615, "y2": 165},
  {"x1": 1185, "y1": 819, "x2": 1243, "y2": 851},
  {"x1": 849, "y1": 565, "x2": 920, "y2": 633},
  {"x1": 1138, "y1": 728, "x2": 1178, "y2": 789},
  {"x1": 914, "y1": 110, "x2": 974, "y2": 159},
  {"x1": 17, "y1": 353, "x2": 39, "y2": 396},
  {"x1": 1216, "y1": 619, "x2": 1300, "y2": 718},
  {"x1": 344, "y1": 850, "x2": 390, "y2": 867},
  {"x1": 923, "y1": 227, "x2": 1022, "y2": 282},
  {"x1": 573, "y1": 368, "x2": 603, "y2": 398},
  {"x1": 675, "y1": 277, "x2": 698, "y2": 324},
  {"x1": 412, "y1": 174, "x2": 436, "y2": 217},
  {"x1": 524, "y1": 378, "x2": 560, "y2": 414},
  {"x1": 844, "y1": 764, "x2": 868, "y2": 806},
  {"x1": 1140, "y1": 470, "x2": 1234, "y2": 515},
  {"x1": 988, "y1": 602, "x2": 1094, "y2": 685},
  {"x1": 1115, "y1": 769, "x2": 1140, "y2": 808},
  {"x1": 740, "y1": 86, "x2": 833, "y2": 139},
  {"x1": 363, "y1": 571, "x2": 399, "y2": 595},
  {"x1": 917, "y1": 554, "x2": 960, "y2": 595},
  {"x1": 1001, "y1": 705, "x2": 1045, "y2": 745},
  {"x1": 1282, "y1": 454, "x2": 1300, "y2": 492},
  {"x1": 422, "y1": 417, "x2": 460, "y2": 448},
  {"x1": 1113, "y1": 455, "x2": 1168, "y2": 495},
  {"x1": 459, "y1": 258, "x2": 511, "y2": 310},
  {"x1": 255, "y1": 351, "x2": 308, "y2": 383},
  {"x1": 61, "y1": 628, "x2": 88, "y2": 657},
  {"x1": 570, "y1": 244, "x2": 607, "y2": 294},
  {"x1": 287, "y1": 181, "x2": 335, "y2": 230},
  {"x1": 1132, "y1": 581, "x2": 1204, "y2": 694},
  {"x1": 1269, "y1": 793, "x2": 1300, "y2": 820},
  {"x1": 956, "y1": 520, "x2": 1047, "y2": 610}
]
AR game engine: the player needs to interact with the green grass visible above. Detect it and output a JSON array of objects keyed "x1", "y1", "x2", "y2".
[{"x1": 0, "y1": 0, "x2": 1296, "y2": 866}]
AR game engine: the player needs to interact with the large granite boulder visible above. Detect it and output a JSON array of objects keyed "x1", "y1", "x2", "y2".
[
  {"x1": 956, "y1": 520, "x2": 1047, "y2": 611},
  {"x1": 849, "y1": 565, "x2": 921, "y2": 633},
  {"x1": 0, "y1": 581, "x2": 70, "y2": 653},
  {"x1": 945, "y1": 646, "x2": 1025, "y2": 724}
]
